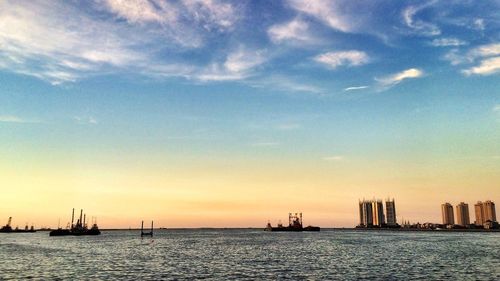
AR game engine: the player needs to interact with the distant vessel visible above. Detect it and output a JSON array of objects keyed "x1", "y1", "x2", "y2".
[
  {"x1": 0, "y1": 217, "x2": 36, "y2": 233},
  {"x1": 49, "y1": 209, "x2": 101, "y2": 236},
  {"x1": 265, "y1": 213, "x2": 320, "y2": 232}
]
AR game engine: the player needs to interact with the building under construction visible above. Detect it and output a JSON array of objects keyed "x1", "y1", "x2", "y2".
[
  {"x1": 265, "y1": 213, "x2": 320, "y2": 232},
  {"x1": 49, "y1": 208, "x2": 100, "y2": 236}
]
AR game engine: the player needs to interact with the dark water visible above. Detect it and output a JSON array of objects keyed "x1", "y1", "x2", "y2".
[{"x1": 1, "y1": 229, "x2": 499, "y2": 280}]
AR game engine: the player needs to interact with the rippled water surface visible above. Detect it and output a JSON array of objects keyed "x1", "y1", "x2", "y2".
[{"x1": 1, "y1": 229, "x2": 499, "y2": 280}]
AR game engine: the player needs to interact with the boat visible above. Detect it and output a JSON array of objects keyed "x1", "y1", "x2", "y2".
[
  {"x1": 265, "y1": 213, "x2": 320, "y2": 232},
  {"x1": 49, "y1": 209, "x2": 101, "y2": 236},
  {"x1": 0, "y1": 217, "x2": 36, "y2": 233}
]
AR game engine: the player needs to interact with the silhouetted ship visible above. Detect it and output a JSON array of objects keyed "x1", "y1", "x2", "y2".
[
  {"x1": 49, "y1": 209, "x2": 101, "y2": 236},
  {"x1": 265, "y1": 213, "x2": 320, "y2": 232},
  {"x1": 0, "y1": 217, "x2": 36, "y2": 233}
]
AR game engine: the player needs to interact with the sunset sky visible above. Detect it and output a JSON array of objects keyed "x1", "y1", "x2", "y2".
[{"x1": 0, "y1": 0, "x2": 499, "y2": 228}]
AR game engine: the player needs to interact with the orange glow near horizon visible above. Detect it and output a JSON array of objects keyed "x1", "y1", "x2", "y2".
[{"x1": 1, "y1": 153, "x2": 499, "y2": 229}]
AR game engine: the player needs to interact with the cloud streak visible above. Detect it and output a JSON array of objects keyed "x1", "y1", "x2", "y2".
[
  {"x1": 376, "y1": 68, "x2": 424, "y2": 88},
  {"x1": 462, "y1": 57, "x2": 500, "y2": 76},
  {"x1": 0, "y1": 115, "x2": 40, "y2": 123},
  {"x1": 314, "y1": 51, "x2": 369, "y2": 69},
  {"x1": 344, "y1": 86, "x2": 369, "y2": 92},
  {"x1": 74, "y1": 116, "x2": 98, "y2": 125},
  {"x1": 430, "y1": 38, "x2": 466, "y2": 47},
  {"x1": 0, "y1": 0, "x2": 242, "y2": 84},
  {"x1": 250, "y1": 142, "x2": 280, "y2": 147},
  {"x1": 402, "y1": 2, "x2": 441, "y2": 36},
  {"x1": 197, "y1": 48, "x2": 267, "y2": 81},
  {"x1": 444, "y1": 43, "x2": 500, "y2": 76},
  {"x1": 323, "y1": 156, "x2": 343, "y2": 161},
  {"x1": 268, "y1": 18, "x2": 317, "y2": 45}
]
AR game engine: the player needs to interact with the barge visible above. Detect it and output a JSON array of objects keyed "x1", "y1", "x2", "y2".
[
  {"x1": 49, "y1": 208, "x2": 101, "y2": 236},
  {"x1": 265, "y1": 213, "x2": 320, "y2": 232},
  {"x1": 0, "y1": 217, "x2": 36, "y2": 233}
]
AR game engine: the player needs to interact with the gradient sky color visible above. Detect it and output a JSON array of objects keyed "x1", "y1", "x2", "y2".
[{"x1": 0, "y1": 0, "x2": 499, "y2": 228}]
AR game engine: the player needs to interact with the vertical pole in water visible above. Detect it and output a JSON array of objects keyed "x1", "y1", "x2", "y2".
[
  {"x1": 151, "y1": 221, "x2": 154, "y2": 237},
  {"x1": 141, "y1": 220, "x2": 144, "y2": 236},
  {"x1": 71, "y1": 208, "x2": 75, "y2": 228}
]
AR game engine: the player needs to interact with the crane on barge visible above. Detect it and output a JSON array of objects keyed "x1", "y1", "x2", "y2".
[{"x1": 265, "y1": 212, "x2": 320, "y2": 232}]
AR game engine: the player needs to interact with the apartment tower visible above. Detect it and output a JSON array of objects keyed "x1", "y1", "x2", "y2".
[
  {"x1": 372, "y1": 200, "x2": 385, "y2": 226},
  {"x1": 441, "y1": 203, "x2": 454, "y2": 225},
  {"x1": 359, "y1": 200, "x2": 373, "y2": 227},
  {"x1": 386, "y1": 199, "x2": 397, "y2": 226},
  {"x1": 455, "y1": 202, "x2": 470, "y2": 226},
  {"x1": 475, "y1": 200, "x2": 497, "y2": 225},
  {"x1": 483, "y1": 200, "x2": 497, "y2": 222},
  {"x1": 475, "y1": 201, "x2": 485, "y2": 226}
]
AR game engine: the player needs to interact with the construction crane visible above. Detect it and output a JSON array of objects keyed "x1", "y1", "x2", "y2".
[{"x1": 1, "y1": 217, "x2": 13, "y2": 232}]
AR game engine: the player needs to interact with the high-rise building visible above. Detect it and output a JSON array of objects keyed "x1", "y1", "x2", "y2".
[
  {"x1": 441, "y1": 203, "x2": 454, "y2": 225},
  {"x1": 483, "y1": 200, "x2": 497, "y2": 222},
  {"x1": 358, "y1": 199, "x2": 387, "y2": 227},
  {"x1": 386, "y1": 199, "x2": 397, "y2": 226},
  {"x1": 359, "y1": 200, "x2": 373, "y2": 227},
  {"x1": 372, "y1": 200, "x2": 385, "y2": 226},
  {"x1": 475, "y1": 201, "x2": 485, "y2": 226},
  {"x1": 455, "y1": 202, "x2": 470, "y2": 226},
  {"x1": 475, "y1": 200, "x2": 497, "y2": 225}
]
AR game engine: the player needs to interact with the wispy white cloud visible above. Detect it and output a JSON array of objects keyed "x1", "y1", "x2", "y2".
[
  {"x1": 0, "y1": 1, "x2": 148, "y2": 84},
  {"x1": 287, "y1": 0, "x2": 352, "y2": 32},
  {"x1": 344, "y1": 86, "x2": 369, "y2": 92},
  {"x1": 402, "y1": 2, "x2": 441, "y2": 36},
  {"x1": 102, "y1": 0, "x2": 238, "y2": 33},
  {"x1": 494, "y1": 105, "x2": 500, "y2": 123},
  {"x1": 469, "y1": 43, "x2": 500, "y2": 58},
  {"x1": 268, "y1": 18, "x2": 317, "y2": 45},
  {"x1": 196, "y1": 48, "x2": 267, "y2": 81},
  {"x1": 430, "y1": 38, "x2": 466, "y2": 47},
  {"x1": 286, "y1": 0, "x2": 390, "y2": 36},
  {"x1": 249, "y1": 75, "x2": 324, "y2": 95},
  {"x1": 462, "y1": 57, "x2": 500, "y2": 76},
  {"x1": 445, "y1": 43, "x2": 500, "y2": 76},
  {"x1": 250, "y1": 142, "x2": 280, "y2": 147},
  {"x1": 376, "y1": 68, "x2": 424, "y2": 88},
  {"x1": 314, "y1": 51, "x2": 369, "y2": 69},
  {"x1": 224, "y1": 48, "x2": 265, "y2": 73},
  {"x1": 0, "y1": 0, "x2": 242, "y2": 84},
  {"x1": 74, "y1": 116, "x2": 98, "y2": 125},
  {"x1": 443, "y1": 49, "x2": 465, "y2": 65},
  {"x1": 276, "y1": 123, "x2": 301, "y2": 131},
  {"x1": 473, "y1": 18, "x2": 485, "y2": 31},
  {"x1": 0, "y1": 115, "x2": 40, "y2": 123},
  {"x1": 323, "y1": 155, "x2": 343, "y2": 161},
  {"x1": 102, "y1": 0, "x2": 175, "y2": 24}
]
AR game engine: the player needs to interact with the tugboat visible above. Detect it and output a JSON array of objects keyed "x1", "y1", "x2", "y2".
[
  {"x1": 265, "y1": 213, "x2": 320, "y2": 232},
  {"x1": 49, "y1": 209, "x2": 101, "y2": 236}
]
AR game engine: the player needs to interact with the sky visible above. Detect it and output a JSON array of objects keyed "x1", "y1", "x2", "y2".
[{"x1": 0, "y1": 0, "x2": 499, "y2": 228}]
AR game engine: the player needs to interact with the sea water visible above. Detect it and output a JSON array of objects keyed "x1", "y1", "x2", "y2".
[{"x1": 1, "y1": 229, "x2": 499, "y2": 280}]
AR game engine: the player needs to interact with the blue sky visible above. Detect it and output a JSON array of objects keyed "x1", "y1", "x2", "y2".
[{"x1": 0, "y1": 0, "x2": 499, "y2": 227}]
